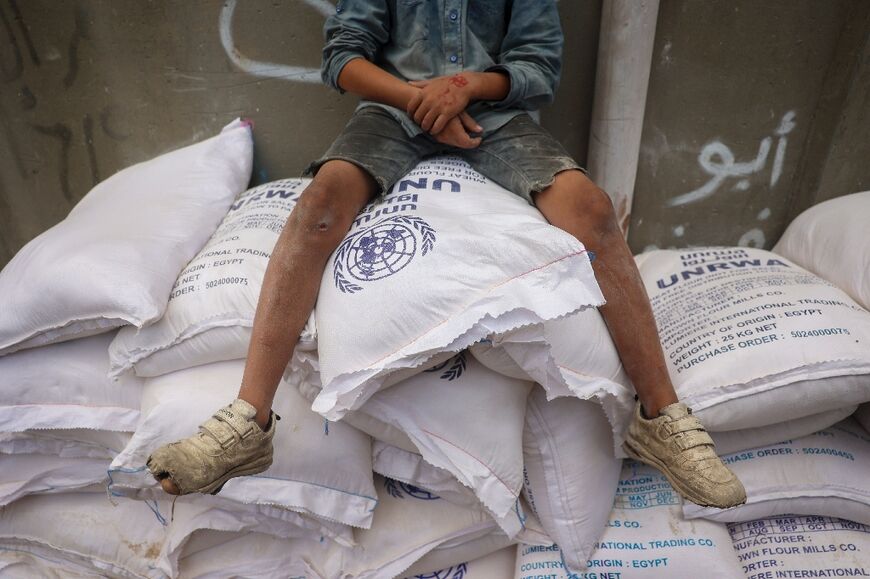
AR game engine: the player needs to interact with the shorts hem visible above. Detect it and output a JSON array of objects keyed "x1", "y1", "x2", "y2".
[
  {"x1": 303, "y1": 155, "x2": 391, "y2": 197},
  {"x1": 528, "y1": 161, "x2": 587, "y2": 196}
]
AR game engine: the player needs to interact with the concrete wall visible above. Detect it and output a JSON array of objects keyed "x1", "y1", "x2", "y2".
[
  {"x1": 1, "y1": 0, "x2": 867, "y2": 268},
  {"x1": 0, "y1": 0, "x2": 600, "y2": 267},
  {"x1": 628, "y1": 0, "x2": 870, "y2": 252}
]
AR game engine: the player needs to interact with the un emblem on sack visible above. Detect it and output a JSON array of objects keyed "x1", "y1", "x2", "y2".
[
  {"x1": 333, "y1": 215, "x2": 436, "y2": 294},
  {"x1": 384, "y1": 478, "x2": 440, "y2": 501}
]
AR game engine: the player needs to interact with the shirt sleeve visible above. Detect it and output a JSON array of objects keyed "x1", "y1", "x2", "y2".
[
  {"x1": 484, "y1": 0, "x2": 563, "y2": 110},
  {"x1": 321, "y1": 0, "x2": 391, "y2": 93}
]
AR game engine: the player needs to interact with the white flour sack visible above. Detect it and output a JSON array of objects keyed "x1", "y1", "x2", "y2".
[
  {"x1": 311, "y1": 156, "x2": 603, "y2": 420},
  {"x1": 709, "y1": 405, "x2": 858, "y2": 456},
  {"x1": 774, "y1": 190, "x2": 870, "y2": 310},
  {"x1": 109, "y1": 178, "x2": 316, "y2": 378},
  {"x1": 684, "y1": 418, "x2": 870, "y2": 525},
  {"x1": 402, "y1": 547, "x2": 518, "y2": 579},
  {"x1": 175, "y1": 528, "x2": 340, "y2": 579},
  {"x1": 0, "y1": 493, "x2": 169, "y2": 578},
  {"x1": 370, "y1": 443, "x2": 552, "y2": 549},
  {"x1": 0, "y1": 332, "x2": 141, "y2": 434},
  {"x1": 0, "y1": 429, "x2": 131, "y2": 460},
  {"x1": 0, "y1": 454, "x2": 108, "y2": 505},
  {"x1": 372, "y1": 441, "x2": 480, "y2": 508},
  {"x1": 108, "y1": 359, "x2": 377, "y2": 531},
  {"x1": 514, "y1": 461, "x2": 743, "y2": 579},
  {"x1": 0, "y1": 119, "x2": 252, "y2": 357},
  {"x1": 636, "y1": 247, "x2": 870, "y2": 432},
  {"x1": 471, "y1": 309, "x2": 634, "y2": 453},
  {"x1": 300, "y1": 351, "x2": 533, "y2": 535},
  {"x1": 729, "y1": 515, "x2": 870, "y2": 579},
  {"x1": 347, "y1": 475, "x2": 516, "y2": 579},
  {"x1": 522, "y1": 387, "x2": 622, "y2": 572},
  {"x1": 158, "y1": 494, "x2": 347, "y2": 578}
]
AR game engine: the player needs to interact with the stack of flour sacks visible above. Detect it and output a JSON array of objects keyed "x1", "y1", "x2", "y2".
[
  {"x1": 1, "y1": 118, "x2": 869, "y2": 578},
  {"x1": 515, "y1": 190, "x2": 870, "y2": 578},
  {"x1": 0, "y1": 119, "x2": 600, "y2": 577}
]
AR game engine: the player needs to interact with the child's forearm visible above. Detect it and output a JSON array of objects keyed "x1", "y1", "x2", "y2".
[
  {"x1": 465, "y1": 71, "x2": 510, "y2": 102},
  {"x1": 337, "y1": 58, "x2": 419, "y2": 110},
  {"x1": 337, "y1": 60, "x2": 510, "y2": 110}
]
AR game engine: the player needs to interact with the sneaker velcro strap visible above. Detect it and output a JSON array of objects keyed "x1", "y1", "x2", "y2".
[
  {"x1": 214, "y1": 406, "x2": 256, "y2": 438},
  {"x1": 675, "y1": 430, "x2": 715, "y2": 451},
  {"x1": 200, "y1": 417, "x2": 236, "y2": 448},
  {"x1": 668, "y1": 416, "x2": 706, "y2": 435}
]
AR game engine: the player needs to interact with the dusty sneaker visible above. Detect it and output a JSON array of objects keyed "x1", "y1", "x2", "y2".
[
  {"x1": 623, "y1": 401, "x2": 746, "y2": 508},
  {"x1": 146, "y1": 398, "x2": 277, "y2": 495}
]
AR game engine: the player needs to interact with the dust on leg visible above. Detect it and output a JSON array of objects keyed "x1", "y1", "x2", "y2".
[{"x1": 533, "y1": 169, "x2": 678, "y2": 416}]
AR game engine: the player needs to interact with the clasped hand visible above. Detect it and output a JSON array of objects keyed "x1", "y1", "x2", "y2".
[{"x1": 406, "y1": 74, "x2": 483, "y2": 149}]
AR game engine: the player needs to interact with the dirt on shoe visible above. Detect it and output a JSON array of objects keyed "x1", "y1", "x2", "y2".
[
  {"x1": 623, "y1": 401, "x2": 746, "y2": 509},
  {"x1": 146, "y1": 398, "x2": 277, "y2": 496}
]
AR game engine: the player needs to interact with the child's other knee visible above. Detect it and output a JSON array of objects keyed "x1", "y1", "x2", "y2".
[{"x1": 542, "y1": 170, "x2": 619, "y2": 235}]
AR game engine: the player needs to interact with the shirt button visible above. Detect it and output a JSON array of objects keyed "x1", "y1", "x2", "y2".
[
  {"x1": 450, "y1": 54, "x2": 458, "y2": 63},
  {"x1": 449, "y1": 9, "x2": 458, "y2": 20}
]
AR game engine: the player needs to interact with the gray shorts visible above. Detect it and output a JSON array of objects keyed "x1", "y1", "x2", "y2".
[{"x1": 304, "y1": 107, "x2": 584, "y2": 204}]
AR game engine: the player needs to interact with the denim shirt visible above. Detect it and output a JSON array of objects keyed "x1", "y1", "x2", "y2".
[{"x1": 322, "y1": 0, "x2": 563, "y2": 137}]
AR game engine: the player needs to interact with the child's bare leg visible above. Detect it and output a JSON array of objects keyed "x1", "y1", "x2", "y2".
[
  {"x1": 533, "y1": 169, "x2": 745, "y2": 508},
  {"x1": 533, "y1": 169, "x2": 677, "y2": 416},
  {"x1": 238, "y1": 160, "x2": 377, "y2": 428},
  {"x1": 150, "y1": 160, "x2": 375, "y2": 495}
]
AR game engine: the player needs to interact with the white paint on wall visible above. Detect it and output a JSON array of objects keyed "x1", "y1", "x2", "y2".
[
  {"x1": 771, "y1": 111, "x2": 797, "y2": 186},
  {"x1": 668, "y1": 110, "x2": 797, "y2": 207},
  {"x1": 757, "y1": 207, "x2": 771, "y2": 221},
  {"x1": 738, "y1": 228, "x2": 766, "y2": 248},
  {"x1": 219, "y1": 0, "x2": 330, "y2": 84},
  {"x1": 661, "y1": 40, "x2": 674, "y2": 67},
  {"x1": 673, "y1": 224, "x2": 685, "y2": 237},
  {"x1": 305, "y1": 0, "x2": 338, "y2": 18}
]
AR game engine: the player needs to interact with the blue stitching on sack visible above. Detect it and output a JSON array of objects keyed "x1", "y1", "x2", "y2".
[
  {"x1": 246, "y1": 473, "x2": 379, "y2": 503},
  {"x1": 143, "y1": 499, "x2": 167, "y2": 526},
  {"x1": 515, "y1": 498, "x2": 527, "y2": 529},
  {"x1": 108, "y1": 466, "x2": 147, "y2": 474}
]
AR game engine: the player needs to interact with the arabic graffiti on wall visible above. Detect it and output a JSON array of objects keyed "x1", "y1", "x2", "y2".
[
  {"x1": 669, "y1": 111, "x2": 797, "y2": 207},
  {"x1": 644, "y1": 110, "x2": 799, "y2": 250}
]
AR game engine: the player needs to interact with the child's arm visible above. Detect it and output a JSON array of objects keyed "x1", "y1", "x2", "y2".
[
  {"x1": 484, "y1": 0, "x2": 563, "y2": 112},
  {"x1": 336, "y1": 57, "x2": 419, "y2": 112},
  {"x1": 321, "y1": 0, "x2": 421, "y2": 111}
]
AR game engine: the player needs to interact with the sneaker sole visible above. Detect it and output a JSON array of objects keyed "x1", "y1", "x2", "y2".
[
  {"x1": 623, "y1": 439, "x2": 745, "y2": 509},
  {"x1": 149, "y1": 453, "x2": 272, "y2": 496},
  {"x1": 197, "y1": 454, "x2": 273, "y2": 495}
]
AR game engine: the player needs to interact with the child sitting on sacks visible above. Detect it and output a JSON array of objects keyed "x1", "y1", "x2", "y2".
[{"x1": 147, "y1": 0, "x2": 745, "y2": 508}]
